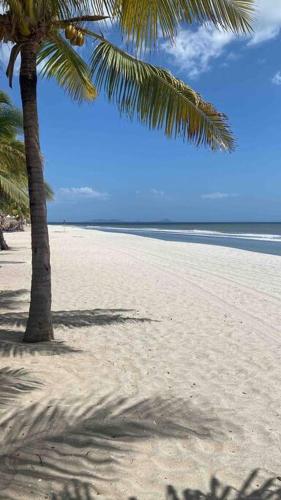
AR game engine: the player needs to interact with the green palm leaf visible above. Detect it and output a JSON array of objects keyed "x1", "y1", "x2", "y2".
[
  {"x1": 90, "y1": 38, "x2": 234, "y2": 150},
  {"x1": 0, "y1": 141, "x2": 26, "y2": 176},
  {"x1": 1, "y1": 0, "x2": 77, "y2": 20},
  {"x1": 0, "y1": 107, "x2": 23, "y2": 139},
  {"x1": 37, "y1": 31, "x2": 97, "y2": 102},
  {"x1": 0, "y1": 90, "x2": 53, "y2": 211},
  {"x1": 0, "y1": 170, "x2": 29, "y2": 206},
  {"x1": 108, "y1": 0, "x2": 254, "y2": 47},
  {"x1": 45, "y1": 182, "x2": 54, "y2": 201},
  {"x1": 0, "y1": 91, "x2": 11, "y2": 106}
]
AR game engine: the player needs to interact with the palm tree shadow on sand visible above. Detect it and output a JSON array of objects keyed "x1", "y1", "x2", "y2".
[
  {"x1": 0, "y1": 289, "x2": 29, "y2": 311},
  {"x1": 42, "y1": 470, "x2": 281, "y2": 499},
  {"x1": 127, "y1": 470, "x2": 281, "y2": 500},
  {"x1": 0, "y1": 390, "x2": 224, "y2": 499},
  {"x1": 0, "y1": 289, "x2": 154, "y2": 357}
]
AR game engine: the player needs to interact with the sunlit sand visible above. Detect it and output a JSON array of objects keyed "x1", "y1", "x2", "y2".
[{"x1": 0, "y1": 225, "x2": 281, "y2": 498}]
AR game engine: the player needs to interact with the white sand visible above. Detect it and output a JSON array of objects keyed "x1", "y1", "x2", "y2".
[{"x1": 0, "y1": 225, "x2": 281, "y2": 499}]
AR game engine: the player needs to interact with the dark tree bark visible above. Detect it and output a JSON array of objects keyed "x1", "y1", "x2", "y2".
[
  {"x1": 20, "y1": 42, "x2": 54, "y2": 342},
  {"x1": 0, "y1": 227, "x2": 9, "y2": 250}
]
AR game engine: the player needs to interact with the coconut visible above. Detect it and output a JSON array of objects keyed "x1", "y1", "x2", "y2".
[
  {"x1": 76, "y1": 32, "x2": 84, "y2": 46},
  {"x1": 70, "y1": 28, "x2": 79, "y2": 42},
  {"x1": 65, "y1": 24, "x2": 75, "y2": 40}
]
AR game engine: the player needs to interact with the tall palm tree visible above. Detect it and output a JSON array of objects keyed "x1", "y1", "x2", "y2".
[
  {"x1": 0, "y1": 91, "x2": 28, "y2": 250},
  {"x1": 0, "y1": 0, "x2": 254, "y2": 343}
]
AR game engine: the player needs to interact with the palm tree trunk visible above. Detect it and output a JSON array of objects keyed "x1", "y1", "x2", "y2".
[
  {"x1": 20, "y1": 42, "x2": 54, "y2": 342},
  {"x1": 0, "y1": 227, "x2": 9, "y2": 250}
]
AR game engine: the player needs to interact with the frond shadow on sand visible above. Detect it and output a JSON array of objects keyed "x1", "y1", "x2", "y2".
[
  {"x1": 0, "y1": 367, "x2": 42, "y2": 408},
  {"x1": 0, "y1": 289, "x2": 154, "y2": 357},
  {"x1": 0, "y1": 289, "x2": 29, "y2": 311},
  {"x1": 128, "y1": 470, "x2": 281, "y2": 500},
  {"x1": 0, "y1": 309, "x2": 154, "y2": 329},
  {"x1": 0, "y1": 329, "x2": 82, "y2": 357},
  {"x1": 0, "y1": 393, "x2": 223, "y2": 499}
]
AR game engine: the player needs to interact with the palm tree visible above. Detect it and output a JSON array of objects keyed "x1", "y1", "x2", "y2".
[
  {"x1": 0, "y1": 178, "x2": 54, "y2": 249},
  {"x1": 0, "y1": 0, "x2": 254, "y2": 343},
  {"x1": 0, "y1": 91, "x2": 53, "y2": 250},
  {"x1": 0, "y1": 91, "x2": 28, "y2": 250}
]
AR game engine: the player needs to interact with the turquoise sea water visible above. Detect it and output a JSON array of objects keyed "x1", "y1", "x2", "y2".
[{"x1": 61, "y1": 223, "x2": 281, "y2": 256}]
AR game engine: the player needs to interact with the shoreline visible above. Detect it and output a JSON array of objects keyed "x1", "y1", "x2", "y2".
[
  {"x1": 51, "y1": 222, "x2": 281, "y2": 257},
  {"x1": 1, "y1": 225, "x2": 281, "y2": 498}
]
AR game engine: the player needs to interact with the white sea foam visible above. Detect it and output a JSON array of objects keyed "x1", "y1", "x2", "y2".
[{"x1": 91, "y1": 226, "x2": 281, "y2": 243}]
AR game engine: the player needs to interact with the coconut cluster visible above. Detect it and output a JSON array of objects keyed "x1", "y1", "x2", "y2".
[{"x1": 65, "y1": 25, "x2": 84, "y2": 46}]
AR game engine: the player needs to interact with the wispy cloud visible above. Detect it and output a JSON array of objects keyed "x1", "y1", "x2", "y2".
[
  {"x1": 59, "y1": 187, "x2": 109, "y2": 200},
  {"x1": 272, "y1": 71, "x2": 281, "y2": 86},
  {"x1": 201, "y1": 192, "x2": 239, "y2": 200},
  {"x1": 162, "y1": 26, "x2": 233, "y2": 78},
  {"x1": 248, "y1": 0, "x2": 281, "y2": 46},
  {"x1": 150, "y1": 188, "x2": 165, "y2": 198},
  {"x1": 136, "y1": 188, "x2": 166, "y2": 199}
]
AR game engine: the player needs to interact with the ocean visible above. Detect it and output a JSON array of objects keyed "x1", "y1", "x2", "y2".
[{"x1": 61, "y1": 222, "x2": 281, "y2": 256}]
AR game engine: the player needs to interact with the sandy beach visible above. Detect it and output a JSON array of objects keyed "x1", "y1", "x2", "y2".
[{"x1": 1, "y1": 225, "x2": 281, "y2": 499}]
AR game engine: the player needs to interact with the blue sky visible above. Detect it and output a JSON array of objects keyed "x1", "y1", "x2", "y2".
[{"x1": 1, "y1": 0, "x2": 281, "y2": 222}]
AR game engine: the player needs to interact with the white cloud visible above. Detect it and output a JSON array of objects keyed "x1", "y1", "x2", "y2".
[
  {"x1": 272, "y1": 71, "x2": 281, "y2": 86},
  {"x1": 136, "y1": 188, "x2": 166, "y2": 198},
  {"x1": 201, "y1": 192, "x2": 239, "y2": 200},
  {"x1": 249, "y1": 0, "x2": 281, "y2": 46},
  {"x1": 226, "y1": 51, "x2": 240, "y2": 61},
  {"x1": 59, "y1": 187, "x2": 109, "y2": 200},
  {"x1": 162, "y1": 26, "x2": 234, "y2": 78},
  {"x1": 150, "y1": 188, "x2": 165, "y2": 198},
  {"x1": 161, "y1": 0, "x2": 281, "y2": 78}
]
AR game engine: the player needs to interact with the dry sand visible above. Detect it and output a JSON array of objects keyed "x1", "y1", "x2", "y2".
[{"x1": 0, "y1": 225, "x2": 281, "y2": 499}]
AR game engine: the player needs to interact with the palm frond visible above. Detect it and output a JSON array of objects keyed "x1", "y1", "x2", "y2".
[
  {"x1": 109, "y1": 0, "x2": 254, "y2": 47},
  {"x1": 0, "y1": 170, "x2": 29, "y2": 206},
  {"x1": 0, "y1": 91, "x2": 11, "y2": 106},
  {"x1": 45, "y1": 182, "x2": 54, "y2": 201},
  {"x1": 0, "y1": 90, "x2": 27, "y2": 208},
  {"x1": 0, "y1": 87, "x2": 53, "y2": 211},
  {"x1": 37, "y1": 31, "x2": 97, "y2": 102},
  {"x1": 2, "y1": 0, "x2": 76, "y2": 20},
  {"x1": 0, "y1": 107, "x2": 23, "y2": 140},
  {"x1": 6, "y1": 43, "x2": 22, "y2": 88},
  {"x1": 0, "y1": 140, "x2": 26, "y2": 178},
  {"x1": 90, "y1": 38, "x2": 234, "y2": 150}
]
